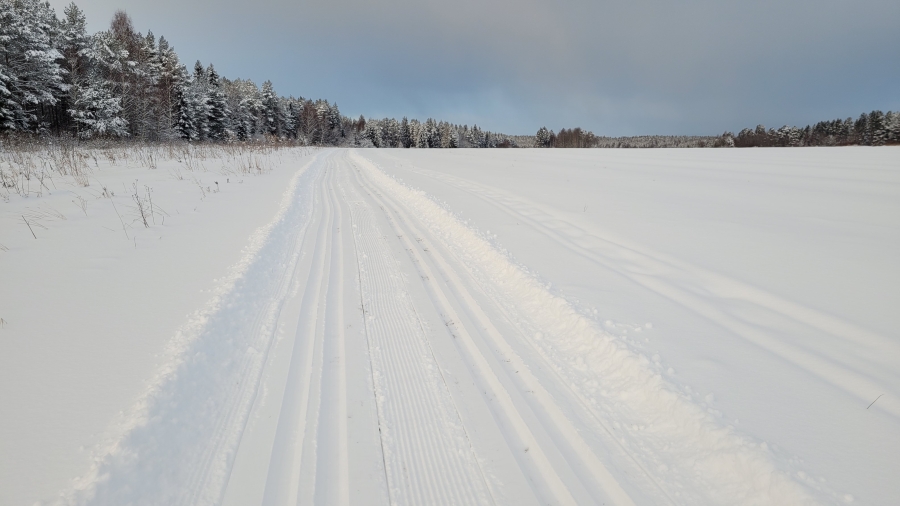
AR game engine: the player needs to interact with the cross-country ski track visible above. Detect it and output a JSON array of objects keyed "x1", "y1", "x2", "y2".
[{"x1": 55, "y1": 148, "x2": 864, "y2": 505}]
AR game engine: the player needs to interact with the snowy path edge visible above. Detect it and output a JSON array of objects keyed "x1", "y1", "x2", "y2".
[{"x1": 56, "y1": 151, "x2": 324, "y2": 506}]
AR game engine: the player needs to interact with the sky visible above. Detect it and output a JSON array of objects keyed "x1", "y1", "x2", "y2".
[{"x1": 49, "y1": 0, "x2": 900, "y2": 136}]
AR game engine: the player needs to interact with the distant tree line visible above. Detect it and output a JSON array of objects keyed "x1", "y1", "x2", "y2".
[
  {"x1": 729, "y1": 111, "x2": 900, "y2": 147},
  {"x1": 533, "y1": 110, "x2": 900, "y2": 149},
  {"x1": 347, "y1": 116, "x2": 521, "y2": 148},
  {"x1": 533, "y1": 126, "x2": 721, "y2": 148}
]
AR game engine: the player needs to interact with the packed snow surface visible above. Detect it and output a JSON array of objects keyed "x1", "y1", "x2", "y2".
[{"x1": 1, "y1": 147, "x2": 897, "y2": 505}]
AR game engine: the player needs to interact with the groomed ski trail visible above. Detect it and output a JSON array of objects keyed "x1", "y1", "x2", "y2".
[
  {"x1": 63, "y1": 148, "x2": 819, "y2": 505},
  {"x1": 222, "y1": 149, "x2": 637, "y2": 505}
]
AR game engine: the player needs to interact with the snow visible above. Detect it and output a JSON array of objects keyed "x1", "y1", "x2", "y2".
[
  {"x1": 1, "y1": 146, "x2": 897, "y2": 505},
  {"x1": 0, "y1": 144, "x2": 316, "y2": 505},
  {"x1": 361, "y1": 147, "x2": 900, "y2": 504}
]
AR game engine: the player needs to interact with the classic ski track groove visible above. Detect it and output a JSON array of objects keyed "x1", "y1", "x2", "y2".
[
  {"x1": 216, "y1": 149, "x2": 647, "y2": 505},
  {"x1": 343, "y1": 163, "x2": 492, "y2": 505},
  {"x1": 347, "y1": 152, "x2": 639, "y2": 506},
  {"x1": 261, "y1": 158, "x2": 333, "y2": 506},
  {"x1": 347, "y1": 156, "x2": 672, "y2": 504}
]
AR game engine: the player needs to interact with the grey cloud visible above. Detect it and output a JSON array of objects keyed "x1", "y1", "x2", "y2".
[{"x1": 49, "y1": 0, "x2": 900, "y2": 134}]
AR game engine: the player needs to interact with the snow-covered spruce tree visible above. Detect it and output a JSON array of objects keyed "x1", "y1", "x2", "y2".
[
  {"x1": 171, "y1": 62, "x2": 210, "y2": 141},
  {"x1": 869, "y1": 110, "x2": 886, "y2": 146},
  {"x1": 414, "y1": 121, "x2": 428, "y2": 148},
  {"x1": 439, "y1": 122, "x2": 452, "y2": 148},
  {"x1": 155, "y1": 36, "x2": 182, "y2": 139},
  {"x1": 261, "y1": 80, "x2": 281, "y2": 137},
  {"x1": 223, "y1": 78, "x2": 261, "y2": 140},
  {"x1": 282, "y1": 98, "x2": 299, "y2": 140},
  {"x1": 137, "y1": 31, "x2": 165, "y2": 139},
  {"x1": 854, "y1": 113, "x2": 870, "y2": 145},
  {"x1": 291, "y1": 98, "x2": 305, "y2": 139},
  {"x1": 399, "y1": 116, "x2": 411, "y2": 148},
  {"x1": 172, "y1": 79, "x2": 194, "y2": 140},
  {"x1": 179, "y1": 61, "x2": 209, "y2": 140},
  {"x1": 294, "y1": 98, "x2": 313, "y2": 143},
  {"x1": 0, "y1": 0, "x2": 67, "y2": 132},
  {"x1": 364, "y1": 117, "x2": 382, "y2": 147},
  {"x1": 467, "y1": 124, "x2": 485, "y2": 148},
  {"x1": 383, "y1": 117, "x2": 400, "y2": 147},
  {"x1": 327, "y1": 102, "x2": 343, "y2": 141},
  {"x1": 205, "y1": 64, "x2": 229, "y2": 141},
  {"x1": 423, "y1": 118, "x2": 439, "y2": 148}
]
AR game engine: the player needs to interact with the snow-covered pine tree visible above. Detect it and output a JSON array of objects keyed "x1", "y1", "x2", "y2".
[
  {"x1": 104, "y1": 10, "x2": 152, "y2": 138},
  {"x1": 365, "y1": 118, "x2": 382, "y2": 147},
  {"x1": 885, "y1": 111, "x2": 900, "y2": 144},
  {"x1": 0, "y1": 0, "x2": 66, "y2": 132},
  {"x1": 57, "y1": 2, "x2": 91, "y2": 135},
  {"x1": 88, "y1": 28, "x2": 135, "y2": 134},
  {"x1": 230, "y1": 78, "x2": 261, "y2": 139},
  {"x1": 534, "y1": 126, "x2": 551, "y2": 147},
  {"x1": 68, "y1": 71, "x2": 128, "y2": 138},
  {"x1": 314, "y1": 100, "x2": 331, "y2": 144}
]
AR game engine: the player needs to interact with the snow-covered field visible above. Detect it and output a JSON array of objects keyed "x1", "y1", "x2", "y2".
[{"x1": 1, "y1": 146, "x2": 897, "y2": 505}]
